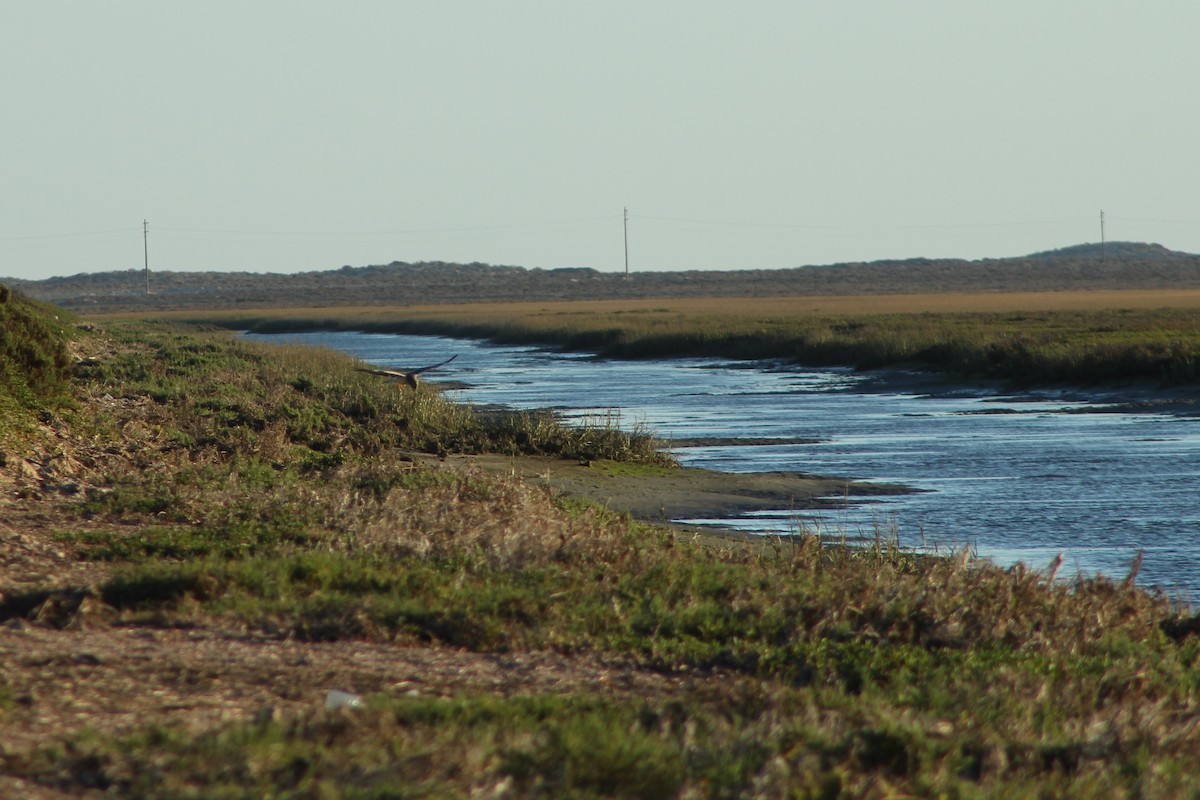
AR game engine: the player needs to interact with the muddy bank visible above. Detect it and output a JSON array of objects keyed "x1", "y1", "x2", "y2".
[
  {"x1": 413, "y1": 452, "x2": 913, "y2": 537},
  {"x1": 852, "y1": 367, "x2": 1200, "y2": 415}
]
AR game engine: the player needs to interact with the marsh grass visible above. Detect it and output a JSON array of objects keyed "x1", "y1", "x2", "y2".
[
  {"x1": 74, "y1": 320, "x2": 666, "y2": 469},
  {"x1": 166, "y1": 293, "x2": 1200, "y2": 388}
]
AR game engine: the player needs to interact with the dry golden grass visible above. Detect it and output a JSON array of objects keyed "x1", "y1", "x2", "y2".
[
  {"x1": 349, "y1": 468, "x2": 632, "y2": 569},
  {"x1": 136, "y1": 288, "x2": 1200, "y2": 388},
  {"x1": 122, "y1": 287, "x2": 1200, "y2": 326}
]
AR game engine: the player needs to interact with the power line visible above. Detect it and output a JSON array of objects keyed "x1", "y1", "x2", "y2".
[
  {"x1": 1113, "y1": 216, "x2": 1200, "y2": 226},
  {"x1": 0, "y1": 227, "x2": 138, "y2": 242},
  {"x1": 634, "y1": 214, "x2": 1094, "y2": 231},
  {"x1": 155, "y1": 215, "x2": 617, "y2": 238},
  {"x1": 6, "y1": 213, "x2": 1183, "y2": 246}
]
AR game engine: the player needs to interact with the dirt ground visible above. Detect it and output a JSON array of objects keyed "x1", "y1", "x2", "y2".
[
  {"x1": 0, "y1": 428, "x2": 898, "y2": 799},
  {"x1": 0, "y1": 620, "x2": 717, "y2": 798}
]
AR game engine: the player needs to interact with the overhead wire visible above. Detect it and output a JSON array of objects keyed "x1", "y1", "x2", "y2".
[
  {"x1": 0, "y1": 227, "x2": 140, "y2": 242},
  {"x1": 2, "y1": 212, "x2": 1186, "y2": 245},
  {"x1": 1, "y1": 212, "x2": 1195, "y2": 264},
  {"x1": 5, "y1": 209, "x2": 1198, "y2": 242},
  {"x1": 633, "y1": 213, "x2": 1095, "y2": 231},
  {"x1": 154, "y1": 215, "x2": 616, "y2": 238}
]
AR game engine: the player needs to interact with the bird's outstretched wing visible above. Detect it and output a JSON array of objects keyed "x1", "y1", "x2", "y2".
[
  {"x1": 355, "y1": 367, "x2": 411, "y2": 379},
  {"x1": 409, "y1": 354, "x2": 458, "y2": 375},
  {"x1": 355, "y1": 354, "x2": 458, "y2": 382}
]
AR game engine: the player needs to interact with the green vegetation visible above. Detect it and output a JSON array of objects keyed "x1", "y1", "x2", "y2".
[
  {"x1": 5, "y1": 308, "x2": 1200, "y2": 796},
  {"x1": 177, "y1": 297, "x2": 1200, "y2": 388},
  {"x1": 70, "y1": 319, "x2": 669, "y2": 467},
  {"x1": 0, "y1": 286, "x2": 76, "y2": 441},
  {"x1": 23, "y1": 680, "x2": 1200, "y2": 800},
  {"x1": 12, "y1": 515, "x2": 1200, "y2": 796}
]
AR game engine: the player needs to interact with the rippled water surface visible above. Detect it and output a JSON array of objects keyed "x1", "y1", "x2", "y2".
[{"x1": 246, "y1": 331, "x2": 1200, "y2": 599}]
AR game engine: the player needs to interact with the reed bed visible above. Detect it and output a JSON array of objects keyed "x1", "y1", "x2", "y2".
[{"x1": 150, "y1": 290, "x2": 1200, "y2": 388}]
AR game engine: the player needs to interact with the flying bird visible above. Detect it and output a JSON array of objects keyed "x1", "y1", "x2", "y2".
[{"x1": 356, "y1": 354, "x2": 459, "y2": 389}]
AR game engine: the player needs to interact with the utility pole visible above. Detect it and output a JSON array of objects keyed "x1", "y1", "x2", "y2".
[
  {"x1": 623, "y1": 207, "x2": 629, "y2": 278},
  {"x1": 1099, "y1": 210, "x2": 1106, "y2": 263},
  {"x1": 143, "y1": 219, "x2": 151, "y2": 294}
]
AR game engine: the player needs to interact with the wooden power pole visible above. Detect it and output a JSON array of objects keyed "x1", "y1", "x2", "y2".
[
  {"x1": 143, "y1": 219, "x2": 150, "y2": 294},
  {"x1": 623, "y1": 207, "x2": 629, "y2": 278}
]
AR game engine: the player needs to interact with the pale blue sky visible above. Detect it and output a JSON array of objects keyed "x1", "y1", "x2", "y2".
[{"x1": 3, "y1": 2, "x2": 1198, "y2": 280}]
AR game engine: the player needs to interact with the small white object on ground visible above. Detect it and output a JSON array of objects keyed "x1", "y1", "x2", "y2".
[{"x1": 325, "y1": 689, "x2": 364, "y2": 710}]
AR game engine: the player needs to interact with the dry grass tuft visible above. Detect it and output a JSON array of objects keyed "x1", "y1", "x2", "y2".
[{"x1": 351, "y1": 468, "x2": 630, "y2": 569}]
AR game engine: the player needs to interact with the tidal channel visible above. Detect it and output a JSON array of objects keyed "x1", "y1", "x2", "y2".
[{"x1": 246, "y1": 331, "x2": 1200, "y2": 601}]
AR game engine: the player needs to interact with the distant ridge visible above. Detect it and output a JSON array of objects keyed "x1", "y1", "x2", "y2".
[
  {"x1": 1027, "y1": 241, "x2": 1193, "y2": 260},
  {"x1": 7, "y1": 242, "x2": 1200, "y2": 314}
]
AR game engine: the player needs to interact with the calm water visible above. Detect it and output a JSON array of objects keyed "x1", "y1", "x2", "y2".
[{"x1": 246, "y1": 331, "x2": 1200, "y2": 600}]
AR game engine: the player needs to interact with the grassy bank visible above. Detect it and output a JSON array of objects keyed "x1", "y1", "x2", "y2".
[
  {"x1": 0, "y1": 288, "x2": 76, "y2": 444},
  {"x1": 4, "y1": 310, "x2": 1200, "y2": 796},
  {"x1": 142, "y1": 290, "x2": 1200, "y2": 389}
]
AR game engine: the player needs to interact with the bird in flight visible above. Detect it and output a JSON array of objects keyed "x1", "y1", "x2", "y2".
[{"x1": 356, "y1": 354, "x2": 459, "y2": 389}]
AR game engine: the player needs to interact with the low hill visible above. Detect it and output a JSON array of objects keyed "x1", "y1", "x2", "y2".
[
  {"x1": 7, "y1": 241, "x2": 1200, "y2": 314},
  {"x1": 1027, "y1": 242, "x2": 1185, "y2": 260}
]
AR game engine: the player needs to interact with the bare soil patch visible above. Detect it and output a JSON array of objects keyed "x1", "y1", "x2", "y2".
[{"x1": 0, "y1": 623, "x2": 696, "y2": 753}]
